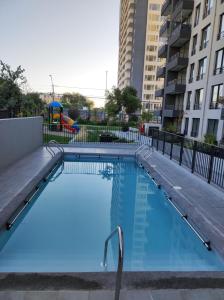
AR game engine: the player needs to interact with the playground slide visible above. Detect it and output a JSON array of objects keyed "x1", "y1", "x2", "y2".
[{"x1": 61, "y1": 114, "x2": 80, "y2": 133}]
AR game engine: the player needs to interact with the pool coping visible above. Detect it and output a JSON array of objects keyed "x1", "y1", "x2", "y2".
[{"x1": 1, "y1": 272, "x2": 224, "y2": 290}]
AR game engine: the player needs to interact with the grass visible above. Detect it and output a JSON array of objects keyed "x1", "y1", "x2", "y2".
[{"x1": 43, "y1": 134, "x2": 71, "y2": 144}]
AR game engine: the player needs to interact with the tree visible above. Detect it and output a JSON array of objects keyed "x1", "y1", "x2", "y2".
[
  {"x1": 141, "y1": 111, "x2": 154, "y2": 122},
  {"x1": 122, "y1": 86, "x2": 141, "y2": 115},
  {"x1": 0, "y1": 61, "x2": 26, "y2": 117},
  {"x1": 105, "y1": 87, "x2": 122, "y2": 118},
  {"x1": 61, "y1": 93, "x2": 94, "y2": 110},
  {"x1": 105, "y1": 86, "x2": 141, "y2": 119},
  {"x1": 21, "y1": 93, "x2": 45, "y2": 117}
]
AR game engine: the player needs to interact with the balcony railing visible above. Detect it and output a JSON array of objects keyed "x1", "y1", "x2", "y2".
[
  {"x1": 164, "y1": 104, "x2": 184, "y2": 110},
  {"x1": 217, "y1": 31, "x2": 224, "y2": 40},
  {"x1": 196, "y1": 73, "x2": 205, "y2": 81},
  {"x1": 200, "y1": 40, "x2": 209, "y2": 51},
  {"x1": 210, "y1": 102, "x2": 222, "y2": 109},
  {"x1": 161, "y1": 0, "x2": 172, "y2": 16},
  {"x1": 193, "y1": 103, "x2": 201, "y2": 110},
  {"x1": 203, "y1": 7, "x2": 213, "y2": 19},
  {"x1": 214, "y1": 67, "x2": 224, "y2": 75},
  {"x1": 169, "y1": 23, "x2": 191, "y2": 47}
]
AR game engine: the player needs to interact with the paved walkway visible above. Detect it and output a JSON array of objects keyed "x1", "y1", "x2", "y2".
[
  {"x1": 0, "y1": 289, "x2": 224, "y2": 299},
  {"x1": 138, "y1": 150, "x2": 224, "y2": 257},
  {"x1": 0, "y1": 147, "x2": 61, "y2": 229}
]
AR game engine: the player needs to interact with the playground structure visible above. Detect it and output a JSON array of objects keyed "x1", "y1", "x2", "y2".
[{"x1": 48, "y1": 101, "x2": 80, "y2": 133}]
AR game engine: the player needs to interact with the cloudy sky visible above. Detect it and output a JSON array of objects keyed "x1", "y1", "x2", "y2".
[{"x1": 0, "y1": 0, "x2": 120, "y2": 107}]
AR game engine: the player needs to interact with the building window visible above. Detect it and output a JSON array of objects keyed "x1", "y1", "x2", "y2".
[
  {"x1": 144, "y1": 84, "x2": 155, "y2": 90},
  {"x1": 191, "y1": 35, "x2": 197, "y2": 56},
  {"x1": 147, "y1": 45, "x2": 157, "y2": 52},
  {"x1": 214, "y1": 48, "x2": 224, "y2": 75},
  {"x1": 146, "y1": 55, "x2": 157, "y2": 62},
  {"x1": 194, "y1": 4, "x2": 201, "y2": 27},
  {"x1": 184, "y1": 118, "x2": 189, "y2": 135},
  {"x1": 210, "y1": 84, "x2": 223, "y2": 109},
  {"x1": 207, "y1": 119, "x2": 218, "y2": 138},
  {"x1": 145, "y1": 75, "x2": 155, "y2": 81},
  {"x1": 191, "y1": 118, "x2": 200, "y2": 137},
  {"x1": 218, "y1": 13, "x2": 224, "y2": 40},
  {"x1": 204, "y1": 0, "x2": 213, "y2": 18},
  {"x1": 194, "y1": 89, "x2": 204, "y2": 110},
  {"x1": 186, "y1": 92, "x2": 192, "y2": 110},
  {"x1": 145, "y1": 65, "x2": 156, "y2": 71},
  {"x1": 149, "y1": 3, "x2": 160, "y2": 10},
  {"x1": 189, "y1": 63, "x2": 195, "y2": 83},
  {"x1": 200, "y1": 24, "x2": 210, "y2": 50},
  {"x1": 197, "y1": 57, "x2": 207, "y2": 80}
]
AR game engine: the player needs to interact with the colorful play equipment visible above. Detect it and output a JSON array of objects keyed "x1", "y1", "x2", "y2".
[{"x1": 48, "y1": 101, "x2": 80, "y2": 133}]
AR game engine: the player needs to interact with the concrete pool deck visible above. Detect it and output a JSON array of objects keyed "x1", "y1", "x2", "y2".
[
  {"x1": 0, "y1": 289, "x2": 224, "y2": 300},
  {"x1": 137, "y1": 149, "x2": 224, "y2": 258},
  {"x1": 0, "y1": 147, "x2": 61, "y2": 229}
]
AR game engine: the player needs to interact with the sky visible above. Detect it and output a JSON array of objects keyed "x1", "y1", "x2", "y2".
[{"x1": 0, "y1": 0, "x2": 120, "y2": 107}]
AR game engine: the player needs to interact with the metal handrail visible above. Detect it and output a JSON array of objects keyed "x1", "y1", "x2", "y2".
[
  {"x1": 103, "y1": 226, "x2": 124, "y2": 300},
  {"x1": 45, "y1": 144, "x2": 55, "y2": 157},
  {"x1": 48, "y1": 140, "x2": 64, "y2": 155}
]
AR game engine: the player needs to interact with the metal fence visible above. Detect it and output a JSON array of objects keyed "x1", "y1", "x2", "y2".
[
  {"x1": 43, "y1": 123, "x2": 142, "y2": 145},
  {"x1": 151, "y1": 129, "x2": 224, "y2": 189}
]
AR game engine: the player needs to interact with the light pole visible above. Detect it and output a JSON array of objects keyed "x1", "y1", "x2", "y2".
[
  {"x1": 105, "y1": 70, "x2": 108, "y2": 93},
  {"x1": 49, "y1": 74, "x2": 55, "y2": 102}
]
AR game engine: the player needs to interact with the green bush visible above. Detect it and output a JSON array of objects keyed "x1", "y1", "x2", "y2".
[{"x1": 204, "y1": 134, "x2": 217, "y2": 145}]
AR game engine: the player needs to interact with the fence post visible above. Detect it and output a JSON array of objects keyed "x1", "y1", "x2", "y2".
[
  {"x1": 179, "y1": 136, "x2": 184, "y2": 166},
  {"x1": 191, "y1": 141, "x2": 197, "y2": 173},
  {"x1": 170, "y1": 134, "x2": 173, "y2": 160},
  {"x1": 151, "y1": 129, "x2": 154, "y2": 148},
  {"x1": 157, "y1": 130, "x2": 159, "y2": 151},
  {"x1": 208, "y1": 146, "x2": 214, "y2": 184},
  {"x1": 162, "y1": 131, "x2": 166, "y2": 155}
]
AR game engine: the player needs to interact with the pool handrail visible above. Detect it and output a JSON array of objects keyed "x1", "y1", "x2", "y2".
[
  {"x1": 103, "y1": 226, "x2": 124, "y2": 300},
  {"x1": 45, "y1": 144, "x2": 55, "y2": 157},
  {"x1": 48, "y1": 140, "x2": 64, "y2": 155}
]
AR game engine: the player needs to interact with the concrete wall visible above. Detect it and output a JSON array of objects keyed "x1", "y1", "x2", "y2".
[{"x1": 0, "y1": 117, "x2": 43, "y2": 171}]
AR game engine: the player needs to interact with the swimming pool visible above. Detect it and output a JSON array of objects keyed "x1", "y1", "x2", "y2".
[{"x1": 0, "y1": 155, "x2": 223, "y2": 272}]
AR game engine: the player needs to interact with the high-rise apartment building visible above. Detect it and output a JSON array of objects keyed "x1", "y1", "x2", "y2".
[
  {"x1": 118, "y1": 0, "x2": 164, "y2": 112},
  {"x1": 157, "y1": 0, "x2": 224, "y2": 143},
  {"x1": 142, "y1": 0, "x2": 165, "y2": 112}
]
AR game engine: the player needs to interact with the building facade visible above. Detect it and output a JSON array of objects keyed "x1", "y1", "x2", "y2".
[
  {"x1": 182, "y1": 0, "x2": 224, "y2": 143},
  {"x1": 157, "y1": 0, "x2": 224, "y2": 143},
  {"x1": 142, "y1": 0, "x2": 165, "y2": 112},
  {"x1": 118, "y1": 0, "x2": 164, "y2": 113}
]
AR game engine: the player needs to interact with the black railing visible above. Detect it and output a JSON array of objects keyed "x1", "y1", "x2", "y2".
[
  {"x1": 151, "y1": 129, "x2": 224, "y2": 189},
  {"x1": 43, "y1": 123, "x2": 141, "y2": 145}
]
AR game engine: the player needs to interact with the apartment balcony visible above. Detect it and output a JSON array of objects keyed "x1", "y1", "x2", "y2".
[
  {"x1": 161, "y1": 0, "x2": 172, "y2": 16},
  {"x1": 155, "y1": 88, "x2": 164, "y2": 97},
  {"x1": 156, "y1": 66, "x2": 166, "y2": 78},
  {"x1": 173, "y1": 0, "x2": 194, "y2": 20},
  {"x1": 169, "y1": 23, "x2": 191, "y2": 48},
  {"x1": 158, "y1": 44, "x2": 168, "y2": 58},
  {"x1": 167, "y1": 53, "x2": 188, "y2": 71},
  {"x1": 159, "y1": 20, "x2": 171, "y2": 37},
  {"x1": 165, "y1": 79, "x2": 186, "y2": 94},
  {"x1": 163, "y1": 105, "x2": 184, "y2": 118}
]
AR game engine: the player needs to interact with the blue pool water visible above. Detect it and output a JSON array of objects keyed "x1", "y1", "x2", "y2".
[{"x1": 0, "y1": 155, "x2": 224, "y2": 272}]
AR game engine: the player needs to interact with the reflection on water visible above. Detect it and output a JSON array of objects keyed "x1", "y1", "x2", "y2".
[{"x1": 0, "y1": 157, "x2": 223, "y2": 272}]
